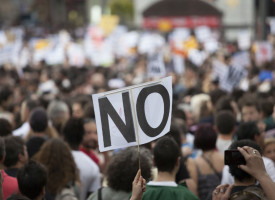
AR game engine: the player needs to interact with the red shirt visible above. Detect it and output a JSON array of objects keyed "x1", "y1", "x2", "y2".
[
  {"x1": 79, "y1": 147, "x2": 100, "y2": 165},
  {"x1": 1, "y1": 170, "x2": 19, "y2": 199}
]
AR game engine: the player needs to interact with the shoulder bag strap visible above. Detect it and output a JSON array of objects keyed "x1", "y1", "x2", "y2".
[
  {"x1": 98, "y1": 187, "x2": 103, "y2": 200},
  {"x1": 201, "y1": 154, "x2": 221, "y2": 180}
]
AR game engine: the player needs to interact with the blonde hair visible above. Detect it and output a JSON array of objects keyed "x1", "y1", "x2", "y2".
[{"x1": 264, "y1": 138, "x2": 275, "y2": 151}]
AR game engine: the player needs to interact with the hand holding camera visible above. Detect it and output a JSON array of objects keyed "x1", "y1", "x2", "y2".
[{"x1": 237, "y1": 146, "x2": 267, "y2": 181}]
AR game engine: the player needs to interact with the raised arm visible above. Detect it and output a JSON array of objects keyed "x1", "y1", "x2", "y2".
[
  {"x1": 238, "y1": 146, "x2": 275, "y2": 200},
  {"x1": 130, "y1": 170, "x2": 146, "y2": 200}
]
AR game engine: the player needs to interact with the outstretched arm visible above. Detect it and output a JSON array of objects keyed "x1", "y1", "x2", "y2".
[
  {"x1": 130, "y1": 170, "x2": 146, "y2": 200},
  {"x1": 238, "y1": 146, "x2": 275, "y2": 200}
]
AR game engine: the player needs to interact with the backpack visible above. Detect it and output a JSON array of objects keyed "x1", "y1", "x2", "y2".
[{"x1": 229, "y1": 186, "x2": 267, "y2": 200}]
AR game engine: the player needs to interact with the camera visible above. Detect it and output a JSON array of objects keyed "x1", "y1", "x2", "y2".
[{"x1": 224, "y1": 150, "x2": 246, "y2": 165}]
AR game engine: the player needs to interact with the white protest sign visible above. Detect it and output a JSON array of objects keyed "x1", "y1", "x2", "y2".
[
  {"x1": 172, "y1": 54, "x2": 185, "y2": 74},
  {"x1": 255, "y1": 42, "x2": 273, "y2": 65},
  {"x1": 269, "y1": 18, "x2": 275, "y2": 35},
  {"x1": 195, "y1": 26, "x2": 212, "y2": 43},
  {"x1": 188, "y1": 49, "x2": 207, "y2": 67},
  {"x1": 237, "y1": 30, "x2": 251, "y2": 50},
  {"x1": 67, "y1": 43, "x2": 85, "y2": 67},
  {"x1": 147, "y1": 53, "x2": 166, "y2": 78},
  {"x1": 232, "y1": 51, "x2": 251, "y2": 67},
  {"x1": 92, "y1": 76, "x2": 172, "y2": 152}
]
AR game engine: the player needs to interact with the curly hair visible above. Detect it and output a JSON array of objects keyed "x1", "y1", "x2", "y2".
[
  {"x1": 34, "y1": 138, "x2": 79, "y2": 195},
  {"x1": 107, "y1": 147, "x2": 152, "y2": 192}
]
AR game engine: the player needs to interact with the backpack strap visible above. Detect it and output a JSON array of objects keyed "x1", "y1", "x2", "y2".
[{"x1": 98, "y1": 187, "x2": 103, "y2": 200}]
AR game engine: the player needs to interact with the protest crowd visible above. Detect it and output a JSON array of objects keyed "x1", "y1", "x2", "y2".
[{"x1": 1, "y1": 22, "x2": 275, "y2": 200}]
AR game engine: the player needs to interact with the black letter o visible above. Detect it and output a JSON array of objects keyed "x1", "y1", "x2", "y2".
[{"x1": 136, "y1": 84, "x2": 170, "y2": 137}]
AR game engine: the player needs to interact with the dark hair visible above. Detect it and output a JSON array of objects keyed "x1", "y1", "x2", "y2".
[
  {"x1": 194, "y1": 124, "x2": 217, "y2": 151},
  {"x1": 72, "y1": 95, "x2": 91, "y2": 108},
  {"x1": 63, "y1": 117, "x2": 85, "y2": 149},
  {"x1": 239, "y1": 95, "x2": 260, "y2": 112},
  {"x1": 26, "y1": 137, "x2": 46, "y2": 158},
  {"x1": 236, "y1": 122, "x2": 259, "y2": 141},
  {"x1": 4, "y1": 136, "x2": 25, "y2": 168},
  {"x1": 166, "y1": 123, "x2": 182, "y2": 148},
  {"x1": 0, "y1": 118, "x2": 12, "y2": 137},
  {"x1": 25, "y1": 98, "x2": 40, "y2": 111},
  {"x1": 83, "y1": 102, "x2": 95, "y2": 119},
  {"x1": 209, "y1": 89, "x2": 227, "y2": 106},
  {"x1": 215, "y1": 111, "x2": 236, "y2": 135},
  {"x1": 215, "y1": 96, "x2": 235, "y2": 113},
  {"x1": 172, "y1": 108, "x2": 186, "y2": 121},
  {"x1": 107, "y1": 147, "x2": 152, "y2": 192},
  {"x1": 17, "y1": 161, "x2": 47, "y2": 199},
  {"x1": 29, "y1": 107, "x2": 48, "y2": 132},
  {"x1": 228, "y1": 140, "x2": 262, "y2": 182},
  {"x1": 260, "y1": 99, "x2": 274, "y2": 118},
  {"x1": 6, "y1": 194, "x2": 31, "y2": 200},
  {"x1": 0, "y1": 86, "x2": 12, "y2": 106},
  {"x1": 0, "y1": 137, "x2": 5, "y2": 161},
  {"x1": 153, "y1": 137, "x2": 180, "y2": 173}
]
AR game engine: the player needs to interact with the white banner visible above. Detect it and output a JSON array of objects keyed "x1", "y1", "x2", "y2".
[
  {"x1": 92, "y1": 77, "x2": 172, "y2": 152},
  {"x1": 147, "y1": 53, "x2": 166, "y2": 78}
]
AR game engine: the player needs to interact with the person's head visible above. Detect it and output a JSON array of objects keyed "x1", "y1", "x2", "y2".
[
  {"x1": 107, "y1": 147, "x2": 152, "y2": 192},
  {"x1": 153, "y1": 136, "x2": 181, "y2": 173},
  {"x1": 0, "y1": 118, "x2": 12, "y2": 136},
  {"x1": 263, "y1": 138, "x2": 275, "y2": 163},
  {"x1": 215, "y1": 110, "x2": 236, "y2": 135},
  {"x1": 4, "y1": 136, "x2": 28, "y2": 169},
  {"x1": 236, "y1": 122, "x2": 264, "y2": 148},
  {"x1": 35, "y1": 138, "x2": 79, "y2": 195},
  {"x1": 72, "y1": 95, "x2": 91, "y2": 118},
  {"x1": 17, "y1": 161, "x2": 47, "y2": 200},
  {"x1": 82, "y1": 118, "x2": 98, "y2": 150},
  {"x1": 21, "y1": 98, "x2": 40, "y2": 123},
  {"x1": 209, "y1": 89, "x2": 227, "y2": 108},
  {"x1": 190, "y1": 93, "x2": 211, "y2": 122},
  {"x1": 47, "y1": 100, "x2": 70, "y2": 134},
  {"x1": 239, "y1": 97, "x2": 261, "y2": 122},
  {"x1": 228, "y1": 140, "x2": 262, "y2": 183},
  {"x1": 194, "y1": 123, "x2": 217, "y2": 151},
  {"x1": 215, "y1": 96, "x2": 235, "y2": 114},
  {"x1": 171, "y1": 118, "x2": 187, "y2": 144},
  {"x1": 260, "y1": 99, "x2": 274, "y2": 119},
  {"x1": 0, "y1": 86, "x2": 13, "y2": 110},
  {"x1": 166, "y1": 122, "x2": 182, "y2": 148},
  {"x1": 29, "y1": 107, "x2": 48, "y2": 133},
  {"x1": 63, "y1": 117, "x2": 85, "y2": 150},
  {"x1": 0, "y1": 137, "x2": 5, "y2": 163},
  {"x1": 178, "y1": 103, "x2": 194, "y2": 129}
]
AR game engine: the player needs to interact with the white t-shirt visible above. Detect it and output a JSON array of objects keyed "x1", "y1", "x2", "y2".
[
  {"x1": 216, "y1": 138, "x2": 232, "y2": 154},
  {"x1": 221, "y1": 156, "x2": 275, "y2": 184},
  {"x1": 72, "y1": 150, "x2": 101, "y2": 200},
  {"x1": 13, "y1": 122, "x2": 30, "y2": 139}
]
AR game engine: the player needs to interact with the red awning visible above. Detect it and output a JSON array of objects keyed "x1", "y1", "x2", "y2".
[
  {"x1": 142, "y1": 0, "x2": 222, "y2": 29},
  {"x1": 143, "y1": 16, "x2": 221, "y2": 29}
]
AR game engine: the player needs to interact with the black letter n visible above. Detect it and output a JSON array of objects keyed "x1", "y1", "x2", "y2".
[{"x1": 98, "y1": 92, "x2": 135, "y2": 147}]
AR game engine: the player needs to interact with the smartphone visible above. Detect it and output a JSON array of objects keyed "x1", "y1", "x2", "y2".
[{"x1": 224, "y1": 150, "x2": 246, "y2": 165}]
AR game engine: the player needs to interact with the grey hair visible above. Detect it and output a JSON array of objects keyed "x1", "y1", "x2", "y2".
[{"x1": 47, "y1": 100, "x2": 69, "y2": 120}]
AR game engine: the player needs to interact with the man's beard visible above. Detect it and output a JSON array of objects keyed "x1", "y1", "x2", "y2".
[{"x1": 83, "y1": 140, "x2": 98, "y2": 150}]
